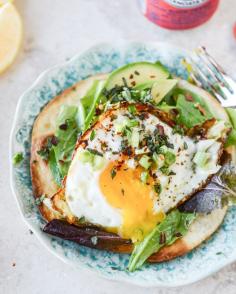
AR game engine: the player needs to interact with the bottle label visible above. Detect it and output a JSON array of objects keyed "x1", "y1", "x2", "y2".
[{"x1": 164, "y1": 0, "x2": 207, "y2": 8}]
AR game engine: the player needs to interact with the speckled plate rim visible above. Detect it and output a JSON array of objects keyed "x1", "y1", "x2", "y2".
[{"x1": 9, "y1": 41, "x2": 236, "y2": 288}]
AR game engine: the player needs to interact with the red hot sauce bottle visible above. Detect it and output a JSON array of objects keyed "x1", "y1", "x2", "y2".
[{"x1": 139, "y1": 0, "x2": 220, "y2": 30}]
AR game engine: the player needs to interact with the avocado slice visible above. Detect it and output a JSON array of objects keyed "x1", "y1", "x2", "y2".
[
  {"x1": 105, "y1": 62, "x2": 170, "y2": 90},
  {"x1": 151, "y1": 79, "x2": 178, "y2": 104}
]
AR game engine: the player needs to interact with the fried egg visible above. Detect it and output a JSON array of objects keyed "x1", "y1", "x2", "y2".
[{"x1": 65, "y1": 104, "x2": 227, "y2": 242}]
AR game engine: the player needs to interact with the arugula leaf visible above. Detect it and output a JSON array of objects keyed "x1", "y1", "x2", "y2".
[
  {"x1": 128, "y1": 210, "x2": 196, "y2": 272},
  {"x1": 53, "y1": 116, "x2": 78, "y2": 180},
  {"x1": 225, "y1": 128, "x2": 236, "y2": 147},
  {"x1": 48, "y1": 149, "x2": 62, "y2": 186},
  {"x1": 176, "y1": 94, "x2": 212, "y2": 128},
  {"x1": 225, "y1": 108, "x2": 236, "y2": 147},
  {"x1": 36, "y1": 105, "x2": 80, "y2": 186},
  {"x1": 80, "y1": 80, "x2": 105, "y2": 131}
]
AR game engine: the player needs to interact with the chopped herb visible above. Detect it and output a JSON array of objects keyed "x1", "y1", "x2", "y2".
[
  {"x1": 154, "y1": 183, "x2": 162, "y2": 194},
  {"x1": 90, "y1": 130, "x2": 96, "y2": 141},
  {"x1": 183, "y1": 142, "x2": 188, "y2": 150},
  {"x1": 216, "y1": 252, "x2": 223, "y2": 255},
  {"x1": 13, "y1": 152, "x2": 24, "y2": 166},
  {"x1": 160, "y1": 166, "x2": 170, "y2": 175},
  {"x1": 111, "y1": 168, "x2": 117, "y2": 179},
  {"x1": 87, "y1": 148, "x2": 103, "y2": 157},
  {"x1": 37, "y1": 147, "x2": 50, "y2": 160},
  {"x1": 172, "y1": 125, "x2": 184, "y2": 136},
  {"x1": 169, "y1": 171, "x2": 176, "y2": 176}
]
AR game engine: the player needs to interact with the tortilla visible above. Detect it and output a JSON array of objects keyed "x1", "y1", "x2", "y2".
[{"x1": 30, "y1": 73, "x2": 234, "y2": 262}]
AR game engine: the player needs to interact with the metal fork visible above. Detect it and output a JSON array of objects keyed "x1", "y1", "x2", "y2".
[{"x1": 183, "y1": 46, "x2": 236, "y2": 108}]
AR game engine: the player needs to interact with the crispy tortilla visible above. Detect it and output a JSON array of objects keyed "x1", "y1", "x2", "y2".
[{"x1": 31, "y1": 73, "x2": 234, "y2": 262}]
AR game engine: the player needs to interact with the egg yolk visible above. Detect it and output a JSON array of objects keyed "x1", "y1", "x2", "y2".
[{"x1": 99, "y1": 161, "x2": 165, "y2": 242}]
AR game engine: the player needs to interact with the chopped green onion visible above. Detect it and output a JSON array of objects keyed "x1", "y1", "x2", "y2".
[
  {"x1": 130, "y1": 129, "x2": 140, "y2": 148},
  {"x1": 164, "y1": 151, "x2": 176, "y2": 166},
  {"x1": 140, "y1": 171, "x2": 148, "y2": 184},
  {"x1": 152, "y1": 153, "x2": 165, "y2": 168},
  {"x1": 139, "y1": 155, "x2": 151, "y2": 170}
]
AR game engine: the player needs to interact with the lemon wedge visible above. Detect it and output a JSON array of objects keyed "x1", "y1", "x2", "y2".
[
  {"x1": 0, "y1": 2, "x2": 23, "y2": 74},
  {"x1": 0, "y1": 0, "x2": 13, "y2": 5}
]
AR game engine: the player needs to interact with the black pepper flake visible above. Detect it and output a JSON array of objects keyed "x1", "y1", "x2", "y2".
[
  {"x1": 131, "y1": 81, "x2": 136, "y2": 87},
  {"x1": 175, "y1": 232, "x2": 182, "y2": 238},
  {"x1": 129, "y1": 74, "x2": 134, "y2": 79},
  {"x1": 154, "y1": 183, "x2": 162, "y2": 194},
  {"x1": 134, "y1": 70, "x2": 140, "y2": 75},
  {"x1": 122, "y1": 77, "x2": 128, "y2": 87},
  {"x1": 159, "y1": 232, "x2": 166, "y2": 244},
  {"x1": 121, "y1": 188, "x2": 125, "y2": 195},
  {"x1": 111, "y1": 168, "x2": 117, "y2": 179},
  {"x1": 183, "y1": 142, "x2": 188, "y2": 150},
  {"x1": 169, "y1": 171, "x2": 176, "y2": 176},
  {"x1": 59, "y1": 123, "x2": 68, "y2": 130}
]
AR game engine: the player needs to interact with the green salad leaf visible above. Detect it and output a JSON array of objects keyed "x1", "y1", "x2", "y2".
[
  {"x1": 79, "y1": 80, "x2": 106, "y2": 131},
  {"x1": 52, "y1": 106, "x2": 79, "y2": 184},
  {"x1": 37, "y1": 105, "x2": 80, "y2": 186},
  {"x1": 225, "y1": 108, "x2": 236, "y2": 147},
  {"x1": 128, "y1": 210, "x2": 196, "y2": 272},
  {"x1": 176, "y1": 94, "x2": 213, "y2": 128}
]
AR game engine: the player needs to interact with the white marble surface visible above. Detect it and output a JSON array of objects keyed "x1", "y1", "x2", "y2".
[{"x1": 1, "y1": 0, "x2": 236, "y2": 293}]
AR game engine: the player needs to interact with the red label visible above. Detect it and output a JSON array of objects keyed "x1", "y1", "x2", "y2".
[{"x1": 145, "y1": 0, "x2": 219, "y2": 30}]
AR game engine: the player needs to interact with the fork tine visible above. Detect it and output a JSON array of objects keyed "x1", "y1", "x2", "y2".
[
  {"x1": 185, "y1": 57, "x2": 213, "y2": 89},
  {"x1": 198, "y1": 46, "x2": 226, "y2": 73},
  {"x1": 184, "y1": 57, "x2": 228, "y2": 103},
  {"x1": 196, "y1": 47, "x2": 234, "y2": 94}
]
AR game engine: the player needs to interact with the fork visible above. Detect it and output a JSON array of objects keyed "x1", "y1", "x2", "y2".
[{"x1": 183, "y1": 46, "x2": 236, "y2": 108}]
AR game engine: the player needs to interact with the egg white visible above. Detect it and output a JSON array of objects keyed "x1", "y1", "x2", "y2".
[{"x1": 65, "y1": 107, "x2": 225, "y2": 233}]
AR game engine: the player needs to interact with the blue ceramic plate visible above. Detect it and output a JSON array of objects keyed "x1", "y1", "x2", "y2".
[{"x1": 10, "y1": 42, "x2": 236, "y2": 287}]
